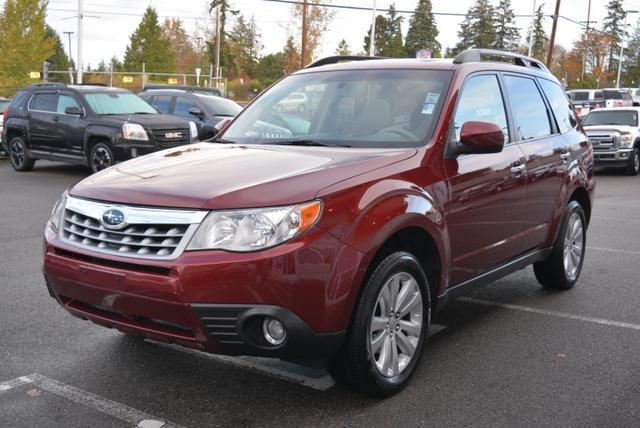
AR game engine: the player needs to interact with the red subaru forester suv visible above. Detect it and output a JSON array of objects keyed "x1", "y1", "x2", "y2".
[{"x1": 43, "y1": 50, "x2": 594, "y2": 397}]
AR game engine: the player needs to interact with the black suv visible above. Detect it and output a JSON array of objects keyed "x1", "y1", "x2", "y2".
[
  {"x1": 139, "y1": 89, "x2": 242, "y2": 140},
  {"x1": 2, "y1": 84, "x2": 197, "y2": 173}
]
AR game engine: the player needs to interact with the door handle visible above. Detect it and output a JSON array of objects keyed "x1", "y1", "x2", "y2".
[
  {"x1": 510, "y1": 164, "x2": 526, "y2": 176},
  {"x1": 52, "y1": 116, "x2": 60, "y2": 122},
  {"x1": 560, "y1": 152, "x2": 570, "y2": 163}
]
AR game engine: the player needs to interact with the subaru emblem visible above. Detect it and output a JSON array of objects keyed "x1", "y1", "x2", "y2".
[{"x1": 101, "y1": 208, "x2": 126, "y2": 229}]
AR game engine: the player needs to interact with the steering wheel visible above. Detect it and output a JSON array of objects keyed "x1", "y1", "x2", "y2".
[{"x1": 375, "y1": 126, "x2": 418, "y2": 141}]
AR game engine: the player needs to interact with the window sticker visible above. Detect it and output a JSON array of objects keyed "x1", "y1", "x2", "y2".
[
  {"x1": 422, "y1": 103, "x2": 435, "y2": 115},
  {"x1": 425, "y1": 92, "x2": 440, "y2": 104}
]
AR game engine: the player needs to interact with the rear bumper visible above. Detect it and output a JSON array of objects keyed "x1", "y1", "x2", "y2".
[
  {"x1": 593, "y1": 149, "x2": 632, "y2": 167},
  {"x1": 43, "y1": 224, "x2": 365, "y2": 363}
]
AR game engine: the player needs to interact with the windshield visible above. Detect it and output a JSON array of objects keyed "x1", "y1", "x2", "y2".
[
  {"x1": 570, "y1": 91, "x2": 589, "y2": 101},
  {"x1": 583, "y1": 110, "x2": 638, "y2": 126},
  {"x1": 222, "y1": 69, "x2": 452, "y2": 148},
  {"x1": 84, "y1": 92, "x2": 157, "y2": 115},
  {"x1": 603, "y1": 90, "x2": 625, "y2": 100},
  {"x1": 199, "y1": 95, "x2": 242, "y2": 117}
]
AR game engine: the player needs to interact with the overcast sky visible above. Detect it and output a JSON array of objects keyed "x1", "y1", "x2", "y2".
[{"x1": 34, "y1": 0, "x2": 640, "y2": 70}]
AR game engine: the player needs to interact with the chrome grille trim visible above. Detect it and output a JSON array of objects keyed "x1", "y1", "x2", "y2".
[
  {"x1": 59, "y1": 196, "x2": 207, "y2": 260},
  {"x1": 587, "y1": 133, "x2": 618, "y2": 150}
]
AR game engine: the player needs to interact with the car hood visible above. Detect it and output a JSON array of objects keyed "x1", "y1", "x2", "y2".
[
  {"x1": 96, "y1": 113, "x2": 190, "y2": 129},
  {"x1": 70, "y1": 142, "x2": 417, "y2": 209},
  {"x1": 584, "y1": 125, "x2": 636, "y2": 134}
]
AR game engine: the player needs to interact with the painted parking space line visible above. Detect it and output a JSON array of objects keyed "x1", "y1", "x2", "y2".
[
  {"x1": 0, "y1": 373, "x2": 182, "y2": 428},
  {"x1": 587, "y1": 246, "x2": 640, "y2": 257},
  {"x1": 146, "y1": 323, "x2": 448, "y2": 391},
  {"x1": 591, "y1": 215, "x2": 640, "y2": 224},
  {"x1": 458, "y1": 297, "x2": 640, "y2": 331}
]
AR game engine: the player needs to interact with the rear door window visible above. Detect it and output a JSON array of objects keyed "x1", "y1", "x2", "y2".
[
  {"x1": 151, "y1": 95, "x2": 172, "y2": 114},
  {"x1": 503, "y1": 75, "x2": 552, "y2": 141},
  {"x1": 30, "y1": 93, "x2": 58, "y2": 112},
  {"x1": 538, "y1": 78, "x2": 577, "y2": 133},
  {"x1": 453, "y1": 74, "x2": 509, "y2": 143}
]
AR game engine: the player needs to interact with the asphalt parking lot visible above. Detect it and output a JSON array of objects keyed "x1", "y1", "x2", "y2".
[{"x1": 1, "y1": 158, "x2": 640, "y2": 427}]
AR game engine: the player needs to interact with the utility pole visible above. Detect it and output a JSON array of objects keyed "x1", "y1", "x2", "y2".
[
  {"x1": 369, "y1": 0, "x2": 377, "y2": 56},
  {"x1": 77, "y1": 0, "x2": 84, "y2": 84},
  {"x1": 300, "y1": 0, "x2": 308, "y2": 69},
  {"x1": 581, "y1": 0, "x2": 592, "y2": 80},
  {"x1": 546, "y1": 0, "x2": 561, "y2": 68},
  {"x1": 63, "y1": 31, "x2": 74, "y2": 65},
  {"x1": 527, "y1": 0, "x2": 537, "y2": 57},
  {"x1": 215, "y1": 7, "x2": 221, "y2": 81}
]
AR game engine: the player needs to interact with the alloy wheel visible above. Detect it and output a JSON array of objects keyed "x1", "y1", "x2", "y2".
[
  {"x1": 369, "y1": 272, "x2": 423, "y2": 378},
  {"x1": 92, "y1": 147, "x2": 112, "y2": 171},
  {"x1": 634, "y1": 150, "x2": 640, "y2": 173},
  {"x1": 10, "y1": 141, "x2": 24, "y2": 168},
  {"x1": 563, "y1": 212, "x2": 584, "y2": 281}
]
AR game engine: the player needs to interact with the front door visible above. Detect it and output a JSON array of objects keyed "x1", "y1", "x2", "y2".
[
  {"x1": 27, "y1": 92, "x2": 59, "y2": 151},
  {"x1": 55, "y1": 92, "x2": 86, "y2": 156},
  {"x1": 444, "y1": 73, "x2": 527, "y2": 285}
]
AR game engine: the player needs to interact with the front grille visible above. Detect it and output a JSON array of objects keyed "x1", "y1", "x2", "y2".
[
  {"x1": 192, "y1": 306, "x2": 244, "y2": 345},
  {"x1": 152, "y1": 128, "x2": 190, "y2": 147},
  {"x1": 588, "y1": 134, "x2": 617, "y2": 150},
  {"x1": 59, "y1": 196, "x2": 207, "y2": 260}
]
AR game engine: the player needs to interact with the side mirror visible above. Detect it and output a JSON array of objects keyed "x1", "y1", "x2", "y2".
[
  {"x1": 65, "y1": 106, "x2": 83, "y2": 116},
  {"x1": 188, "y1": 107, "x2": 204, "y2": 118},
  {"x1": 458, "y1": 121, "x2": 504, "y2": 154},
  {"x1": 211, "y1": 118, "x2": 232, "y2": 137}
]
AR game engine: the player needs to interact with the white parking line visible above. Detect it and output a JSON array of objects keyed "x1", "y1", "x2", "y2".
[
  {"x1": 146, "y1": 323, "x2": 448, "y2": 391},
  {"x1": 592, "y1": 215, "x2": 640, "y2": 224},
  {"x1": 458, "y1": 297, "x2": 640, "y2": 331},
  {"x1": 588, "y1": 246, "x2": 640, "y2": 257},
  {"x1": 0, "y1": 373, "x2": 182, "y2": 428}
]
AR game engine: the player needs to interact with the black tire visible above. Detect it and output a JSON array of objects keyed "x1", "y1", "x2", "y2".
[
  {"x1": 625, "y1": 146, "x2": 640, "y2": 176},
  {"x1": 89, "y1": 142, "x2": 114, "y2": 173},
  {"x1": 533, "y1": 201, "x2": 587, "y2": 290},
  {"x1": 328, "y1": 251, "x2": 431, "y2": 397},
  {"x1": 8, "y1": 136, "x2": 35, "y2": 172}
]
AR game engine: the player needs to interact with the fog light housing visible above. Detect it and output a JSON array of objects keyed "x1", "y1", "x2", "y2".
[{"x1": 262, "y1": 317, "x2": 286, "y2": 345}]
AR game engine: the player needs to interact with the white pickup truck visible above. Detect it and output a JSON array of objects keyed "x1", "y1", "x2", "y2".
[{"x1": 582, "y1": 107, "x2": 640, "y2": 175}]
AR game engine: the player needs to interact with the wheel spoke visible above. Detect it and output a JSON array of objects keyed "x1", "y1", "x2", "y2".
[
  {"x1": 399, "y1": 292, "x2": 421, "y2": 318},
  {"x1": 394, "y1": 279, "x2": 413, "y2": 313},
  {"x1": 389, "y1": 340, "x2": 400, "y2": 376},
  {"x1": 395, "y1": 330, "x2": 416, "y2": 357},
  {"x1": 371, "y1": 329, "x2": 388, "y2": 354},
  {"x1": 379, "y1": 335, "x2": 393, "y2": 374},
  {"x1": 371, "y1": 316, "x2": 388, "y2": 332},
  {"x1": 379, "y1": 286, "x2": 391, "y2": 316},
  {"x1": 399, "y1": 319, "x2": 422, "y2": 337},
  {"x1": 388, "y1": 275, "x2": 400, "y2": 311}
]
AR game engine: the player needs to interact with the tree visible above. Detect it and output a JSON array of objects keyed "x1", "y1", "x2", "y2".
[
  {"x1": 283, "y1": 35, "x2": 300, "y2": 74},
  {"x1": 208, "y1": 0, "x2": 239, "y2": 73},
  {"x1": 256, "y1": 52, "x2": 286, "y2": 84},
  {"x1": 0, "y1": 0, "x2": 54, "y2": 96},
  {"x1": 291, "y1": 0, "x2": 335, "y2": 65},
  {"x1": 527, "y1": 4, "x2": 547, "y2": 61},
  {"x1": 363, "y1": 15, "x2": 390, "y2": 56},
  {"x1": 383, "y1": 4, "x2": 405, "y2": 57},
  {"x1": 449, "y1": 0, "x2": 496, "y2": 56},
  {"x1": 123, "y1": 7, "x2": 176, "y2": 73},
  {"x1": 45, "y1": 25, "x2": 71, "y2": 83},
  {"x1": 227, "y1": 15, "x2": 262, "y2": 78},
  {"x1": 404, "y1": 0, "x2": 441, "y2": 58},
  {"x1": 493, "y1": 0, "x2": 520, "y2": 52},
  {"x1": 623, "y1": 19, "x2": 640, "y2": 86},
  {"x1": 162, "y1": 18, "x2": 198, "y2": 74},
  {"x1": 336, "y1": 39, "x2": 351, "y2": 55},
  {"x1": 602, "y1": 0, "x2": 626, "y2": 73}
]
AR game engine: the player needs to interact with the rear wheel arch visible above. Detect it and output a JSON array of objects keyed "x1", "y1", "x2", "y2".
[{"x1": 569, "y1": 186, "x2": 591, "y2": 226}]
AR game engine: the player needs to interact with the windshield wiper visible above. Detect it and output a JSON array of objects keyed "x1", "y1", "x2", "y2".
[
  {"x1": 267, "y1": 139, "x2": 351, "y2": 148},
  {"x1": 209, "y1": 137, "x2": 236, "y2": 144}
]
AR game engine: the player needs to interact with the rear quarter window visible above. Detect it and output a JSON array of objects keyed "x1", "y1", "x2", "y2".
[
  {"x1": 503, "y1": 75, "x2": 552, "y2": 141},
  {"x1": 539, "y1": 78, "x2": 577, "y2": 133}
]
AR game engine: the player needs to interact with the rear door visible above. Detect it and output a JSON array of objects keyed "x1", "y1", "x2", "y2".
[
  {"x1": 27, "y1": 92, "x2": 60, "y2": 152},
  {"x1": 503, "y1": 74, "x2": 571, "y2": 252},
  {"x1": 444, "y1": 73, "x2": 528, "y2": 285}
]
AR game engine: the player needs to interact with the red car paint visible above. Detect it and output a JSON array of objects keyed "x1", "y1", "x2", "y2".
[{"x1": 43, "y1": 58, "x2": 595, "y2": 361}]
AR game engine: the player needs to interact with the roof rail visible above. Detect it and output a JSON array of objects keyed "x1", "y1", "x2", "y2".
[
  {"x1": 305, "y1": 55, "x2": 387, "y2": 69},
  {"x1": 72, "y1": 83, "x2": 109, "y2": 87},
  {"x1": 453, "y1": 49, "x2": 549, "y2": 73},
  {"x1": 28, "y1": 82, "x2": 66, "y2": 88}
]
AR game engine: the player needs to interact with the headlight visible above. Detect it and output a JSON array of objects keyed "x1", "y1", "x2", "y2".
[
  {"x1": 189, "y1": 121, "x2": 199, "y2": 143},
  {"x1": 122, "y1": 123, "x2": 148, "y2": 141},
  {"x1": 187, "y1": 201, "x2": 322, "y2": 252},
  {"x1": 49, "y1": 190, "x2": 68, "y2": 233},
  {"x1": 619, "y1": 133, "x2": 633, "y2": 148}
]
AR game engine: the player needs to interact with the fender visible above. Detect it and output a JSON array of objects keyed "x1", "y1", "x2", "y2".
[
  {"x1": 83, "y1": 125, "x2": 119, "y2": 152},
  {"x1": 4, "y1": 118, "x2": 30, "y2": 144}
]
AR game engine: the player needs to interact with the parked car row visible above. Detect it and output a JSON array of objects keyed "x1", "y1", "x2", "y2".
[
  {"x1": 568, "y1": 88, "x2": 637, "y2": 119},
  {"x1": 41, "y1": 49, "x2": 595, "y2": 397},
  {"x1": 1, "y1": 84, "x2": 241, "y2": 173}
]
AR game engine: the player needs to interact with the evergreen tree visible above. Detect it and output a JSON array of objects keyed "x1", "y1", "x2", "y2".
[
  {"x1": 602, "y1": 0, "x2": 626, "y2": 73},
  {"x1": 45, "y1": 25, "x2": 71, "y2": 83},
  {"x1": 363, "y1": 15, "x2": 390, "y2": 56},
  {"x1": 623, "y1": 19, "x2": 640, "y2": 86},
  {"x1": 208, "y1": 0, "x2": 239, "y2": 74},
  {"x1": 383, "y1": 4, "x2": 405, "y2": 57},
  {"x1": 527, "y1": 4, "x2": 547, "y2": 60},
  {"x1": 256, "y1": 52, "x2": 286, "y2": 83},
  {"x1": 404, "y1": 0, "x2": 441, "y2": 58},
  {"x1": 336, "y1": 39, "x2": 351, "y2": 55},
  {"x1": 227, "y1": 15, "x2": 262, "y2": 78},
  {"x1": 162, "y1": 18, "x2": 198, "y2": 74},
  {"x1": 0, "y1": 0, "x2": 54, "y2": 96},
  {"x1": 450, "y1": 0, "x2": 496, "y2": 56},
  {"x1": 493, "y1": 0, "x2": 520, "y2": 51},
  {"x1": 283, "y1": 35, "x2": 300, "y2": 74},
  {"x1": 123, "y1": 7, "x2": 176, "y2": 73}
]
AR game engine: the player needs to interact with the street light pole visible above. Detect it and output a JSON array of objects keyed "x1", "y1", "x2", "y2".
[
  {"x1": 77, "y1": 0, "x2": 84, "y2": 84},
  {"x1": 369, "y1": 0, "x2": 377, "y2": 56},
  {"x1": 616, "y1": 10, "x2": 639, "y2": 88},
  {"x1": 63, "y1": 31, "x2": 74, "y2": 64}
]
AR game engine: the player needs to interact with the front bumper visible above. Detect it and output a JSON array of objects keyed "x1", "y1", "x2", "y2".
[
  {"x1": 593, "y1": 148, "x2": 633, "y2": 167},
  {"x1": 43, "y1": 224, "x2": 366, "y2": 363}
]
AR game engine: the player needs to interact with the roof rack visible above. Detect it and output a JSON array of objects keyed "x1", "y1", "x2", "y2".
[
  {"x1": 453, "y1": 49, "x2": 549, "y2": 73},
  {"x1": 28, "y1": 82, "x2": 66, "y2": 88},
  {"x1": 305, "y1": 55, "x2": 387, "y2": 69},
  {"x1": 72, "y1": 83, "x2": 109, "y2": 87}
]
